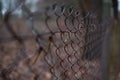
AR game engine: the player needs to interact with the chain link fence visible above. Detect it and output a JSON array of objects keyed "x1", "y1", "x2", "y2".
[{"x1": 0, "y1": 0, "x2": 111, "y2": 80}]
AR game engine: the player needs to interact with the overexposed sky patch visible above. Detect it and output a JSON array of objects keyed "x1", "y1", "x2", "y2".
[{"x1": 119, "y1": 0, "x2": 120, "y2": 11}]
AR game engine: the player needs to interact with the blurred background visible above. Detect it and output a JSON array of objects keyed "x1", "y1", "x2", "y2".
[{"x1": 0, "y1": 0, "x2": 120, "y2": 80}]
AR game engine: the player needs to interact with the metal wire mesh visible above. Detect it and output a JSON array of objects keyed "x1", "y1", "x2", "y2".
[{"x1": 0, "y1": 1, "x2": 111, "y2": 80}]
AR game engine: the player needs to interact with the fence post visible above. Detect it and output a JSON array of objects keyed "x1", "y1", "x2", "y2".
[
  {"x1": 0, "y1": 1, "x2": 2, "y2": 19},
  {"x1": 101, "y1": 0, "x2": 112, "y2": 80}
]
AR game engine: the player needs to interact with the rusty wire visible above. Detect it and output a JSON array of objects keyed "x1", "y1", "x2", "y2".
[{"x1": 0, "y1": 1, "x2": 111, "y2": 80}]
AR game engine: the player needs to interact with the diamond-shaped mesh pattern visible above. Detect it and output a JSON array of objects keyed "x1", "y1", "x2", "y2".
[{"x1": 0, "y1": 1, "x2": 111, "y2": 80}]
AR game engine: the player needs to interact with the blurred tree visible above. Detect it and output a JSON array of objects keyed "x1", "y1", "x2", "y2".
[
  {"x1": 112, "y1": 0, "x2": 118, "y2": 20},
  {"x1": 78, "y1": 0, "x2": 103, "y2": 21}
]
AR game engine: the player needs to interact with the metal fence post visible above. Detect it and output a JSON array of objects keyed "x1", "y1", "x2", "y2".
[{"x1": 101, "y1": 0, "x2": 112, "y2": 80}]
